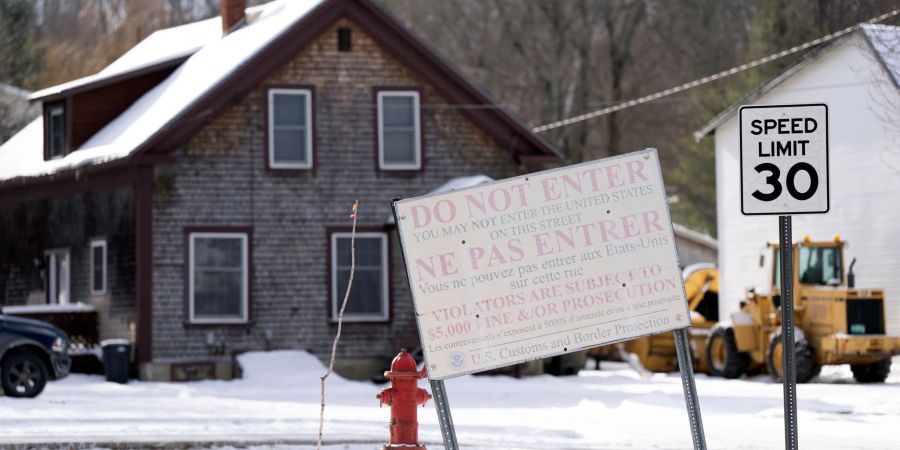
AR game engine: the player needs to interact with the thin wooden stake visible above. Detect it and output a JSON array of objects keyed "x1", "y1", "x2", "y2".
[{"x1": 317, "y1": 200, "x2": 359, "y2": 450}]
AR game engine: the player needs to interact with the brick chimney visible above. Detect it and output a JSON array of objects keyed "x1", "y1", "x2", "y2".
[{"x1": 221, "y1": 0, "x2": 247, "y2": 34}]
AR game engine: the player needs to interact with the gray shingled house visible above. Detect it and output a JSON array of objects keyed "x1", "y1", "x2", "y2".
[{"x1": 0, "y1": 0, "x2": 560, "y2": 380}]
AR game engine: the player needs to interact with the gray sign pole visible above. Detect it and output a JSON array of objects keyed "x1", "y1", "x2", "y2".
[
  {"x1": 430, "y1": 379, "x2": 460, "y2": 450},
  {"x1": 673, "y1": 328, "x2": 707, "y2": 450},
  {"x1": 779, "y1": 215, "x2": 798, "y2": 450}
]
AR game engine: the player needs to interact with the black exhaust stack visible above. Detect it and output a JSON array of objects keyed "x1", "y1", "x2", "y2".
[{"x1": 848, "y1": 257, "x2": 857, "y2": 288}]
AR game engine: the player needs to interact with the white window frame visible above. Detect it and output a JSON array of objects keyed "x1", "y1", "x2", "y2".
[
  {"x1": 330, "y1": 232, "x2": 389, "y2": 322},
  {"x1": 188, "y1": 232, "x2": 249, "y2": 324},
  {"x1": 45, "y1": 248, "x2": 70, "y2": 305},
  {"x1": 267, "y1": 88, "x2": 313, "y2": 169},
  {"x1": 48, "y1": 106, "x2": 65, "y2": 159},
  {"x1": 377, "y1": 91, "x2": 421, "y2": 170},
  {"x1": 90, "y1": 239, "x2": 107, "y2": 295}
]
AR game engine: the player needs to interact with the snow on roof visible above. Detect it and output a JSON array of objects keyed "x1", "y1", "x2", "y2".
[
  {"x1": 29, "y1": 13, "x2": 224, "y2": 100},
  {"x1": 385, "y1": 175, "x2": 494, "y2": 224},
  {"x1": 0, "y1": 0, "x2": 324, "y2": 184},
  {"x1": 672, "y1": 223, "x2": 718, "y2": 250},
  {"x1": 101, "y1": 16, "x2": 223, "y2": 75},
  {"x1": 694, "y1": 24, "x2": 900, "y2": 140},
  {"x1": 426, "y1": 174, "x2": 495, "y2": 195},
  {"x1": 81, "y1": 0, "x2": 323, "y2": 154}
]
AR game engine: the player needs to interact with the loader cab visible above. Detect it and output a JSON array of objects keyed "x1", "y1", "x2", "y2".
[
  {"x1": 772, "y1": 238, "x2": 844, "y2": 288},
  {"x1": 769, "y1": 237, "x2": 845, "y2": 308}
]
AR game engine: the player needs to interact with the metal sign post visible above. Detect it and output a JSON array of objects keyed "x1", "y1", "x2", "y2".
[
  {"x1": 740, "y1": 104, "x2": 829, "y2": 450},
  {"x1": 430, "y1": 379, "x2": 460, "y2": 450},
  {"x1": 673, "y1": 328, "x2": 707, "y2": 450},
  {"x1": 779, "y1": 216, "x2": 798, "y2": 450}
]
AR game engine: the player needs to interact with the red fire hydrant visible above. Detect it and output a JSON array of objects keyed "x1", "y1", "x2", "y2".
[{"x1": 377, "y1": 349, "x2": 431, "y2": 450}]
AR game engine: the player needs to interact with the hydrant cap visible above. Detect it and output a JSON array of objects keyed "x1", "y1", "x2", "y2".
[{"x1": 391, "y1": 349, "x2": 417, "y2": 372}]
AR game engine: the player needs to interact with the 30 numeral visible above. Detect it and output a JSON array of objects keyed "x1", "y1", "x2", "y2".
[{"x1": 752, "y1": 162, "x2": 818, "y2": 202}]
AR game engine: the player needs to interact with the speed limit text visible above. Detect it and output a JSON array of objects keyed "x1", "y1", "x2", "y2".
[{"x1": 750, "y1": 117, "x2": 818, "y2": 157}]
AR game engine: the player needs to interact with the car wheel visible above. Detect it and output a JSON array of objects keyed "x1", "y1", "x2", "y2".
[{"x1": 2, "y1": 353, "x2": 49, "y2": 398}]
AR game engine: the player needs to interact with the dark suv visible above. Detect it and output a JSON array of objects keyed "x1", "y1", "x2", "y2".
[{"x1": 0, "y1": 314, "x2": 71, "y2": 397}]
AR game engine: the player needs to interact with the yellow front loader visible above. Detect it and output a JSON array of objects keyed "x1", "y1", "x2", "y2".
[{"x1": 707, "y1": 236, "x2": 900, "y2": 383}]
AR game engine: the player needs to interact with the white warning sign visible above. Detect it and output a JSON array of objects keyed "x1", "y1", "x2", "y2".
[{"x1": 394, "y1": 148, "x2": 690, "y2": 380}]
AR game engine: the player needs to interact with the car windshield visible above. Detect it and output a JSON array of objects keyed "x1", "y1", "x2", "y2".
[{"x1": 798, "y1": 245, "x2": 842, "y2": 286}]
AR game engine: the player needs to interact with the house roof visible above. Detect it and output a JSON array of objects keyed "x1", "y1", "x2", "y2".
[
  {"x1": 694, "y1": 24, "x2": 900, "y2": 140},
  {"x1": 672, "y1": 223, "x2": 718, "y2": 251},
  {"x1": 29, "y1": 14, "x2": 224, "y2": 102},
  {"x1": 0, "y1": 84, "x2": 39, "y2": 144},
  {"x1": 862, "y1": 24, "x2": 900, "y2": 87},
  {"x1": 1, "y1": 84, "x2": 31, "y2": 99},
  {"x1": 0, "y1": 0, "x2": 559, "y2": 189}
]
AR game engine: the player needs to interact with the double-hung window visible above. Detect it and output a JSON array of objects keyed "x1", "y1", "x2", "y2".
[
  {"x1": 331, "y1": 232, "x2": 389, "y2": 321},
  {"x1": 268, "y1": 88, "x2": 313, "y2": 169},
  {"x1": 47, "y1": 106, "x2": 65, "y2": 159},
  {"x1": 377, "y1": 91, "x2": 421, "y2": 170},
  {"x1": 188, "y1": 231, "x2": 250, "y2": 324},
  {"x1": 90, "y1": 239, "x2": 107, "y2": 295}
]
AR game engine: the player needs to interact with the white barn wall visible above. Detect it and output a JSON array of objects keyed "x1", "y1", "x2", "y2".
[{"x1": 715, "y1": 36, "x2": 900, "y2": 333}]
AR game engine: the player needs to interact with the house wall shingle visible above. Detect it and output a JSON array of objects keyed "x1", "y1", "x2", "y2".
[{"x1": 150, "y1": 19, "x2": 524, "y2": 371}]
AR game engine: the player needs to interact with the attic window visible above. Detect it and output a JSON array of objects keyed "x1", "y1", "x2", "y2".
[
  {"x1": 338, "y1": 28, "x2": 352, "y2": 52},
  {"x1": 47, "y1": 106, "x2": 65, "y2": 159}
]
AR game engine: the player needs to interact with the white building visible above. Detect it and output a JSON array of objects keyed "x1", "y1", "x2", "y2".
[{"x1": 695, "y1": 25, "x2": 900, "y2": 332}]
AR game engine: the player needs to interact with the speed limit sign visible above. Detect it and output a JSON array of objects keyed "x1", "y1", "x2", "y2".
[{"x1": 739, "y1": 104, "x2": 829, "y2": 215}]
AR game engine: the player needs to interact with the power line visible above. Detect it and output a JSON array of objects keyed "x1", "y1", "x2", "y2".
[
  {"x1": 531, "y1": 8, "x2": 900, "y2": 134},
  {"x1": 319, "y1": 78, "x2": 882, "y2": 111}
]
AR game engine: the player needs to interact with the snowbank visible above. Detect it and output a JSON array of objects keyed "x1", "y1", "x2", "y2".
[{"x1": 0, "y1": 351, "x2": 898, "y2": 449}]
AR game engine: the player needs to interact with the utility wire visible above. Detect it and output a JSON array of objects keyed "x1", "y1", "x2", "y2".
[
  {"x1": 532, "y1": 9, "x2": 900, "y2": 134},
  {"x1": 320, "y1": 80, "x2": 884, "y2": 111}
]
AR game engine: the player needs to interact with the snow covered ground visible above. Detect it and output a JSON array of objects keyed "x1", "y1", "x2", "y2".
[{"x1": 0, "y1": 351, "x2": 898, "y2": 449}]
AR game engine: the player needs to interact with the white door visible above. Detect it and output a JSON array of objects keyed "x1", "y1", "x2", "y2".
[{"x1": 45, "y1": 249, "x2": 70, "y2": 304}]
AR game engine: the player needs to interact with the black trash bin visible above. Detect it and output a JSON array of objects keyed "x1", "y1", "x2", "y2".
[{"x1": 101, "y1": 339, "x2": 131, "y2": 383}]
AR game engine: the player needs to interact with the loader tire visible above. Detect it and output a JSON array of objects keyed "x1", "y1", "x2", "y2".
[
  {"x1": 851, "y1": 358, "x2": 891, "y2": 383},
  {"x1": 767, "y1": 332, "x2": 819, "y2": 383},
  {"x1": 706, "y1": 326, "x2": 748, "y2": 379}
]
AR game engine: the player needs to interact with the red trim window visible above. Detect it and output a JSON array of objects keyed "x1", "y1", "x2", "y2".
[
  {"x1": 267, "y1": 88, "x2": 314, "y2": 169},
  {"x1": 330, "y1": 231, "x2": 389, "y2": 321},
  {"x1": 377, "y1": 90, "x2": 421, "y2": 170},
  {"x1": 187, "y1": 231, "x2": 250, "y2": 324}
]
